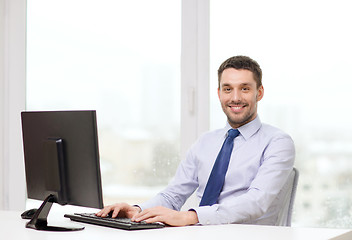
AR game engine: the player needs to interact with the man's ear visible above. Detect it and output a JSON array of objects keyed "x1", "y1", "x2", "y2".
[{"x1": 257, "y1": 85, "x2": 264, "y2": 101}]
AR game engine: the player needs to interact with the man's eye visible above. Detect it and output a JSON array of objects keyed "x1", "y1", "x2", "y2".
[{"x1": 224, "y1": 88, "x2": 231, "y2": 92}]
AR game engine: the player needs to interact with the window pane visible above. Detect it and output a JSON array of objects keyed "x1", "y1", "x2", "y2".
[
  {"x1": 210, "y1": 0, "x2": 352, "y2": 228},
  {"x1": 26, "y1": 0, "x2": 181, "y2": 204}
]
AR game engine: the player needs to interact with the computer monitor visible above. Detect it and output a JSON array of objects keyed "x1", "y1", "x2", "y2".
[{"x1": 21, "y1": 110, "x2": 104, "y2": 231}]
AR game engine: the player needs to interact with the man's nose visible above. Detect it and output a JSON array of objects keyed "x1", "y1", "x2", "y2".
[{"x1": 230, "y1": 89, "x2": 242, "y2": 102}]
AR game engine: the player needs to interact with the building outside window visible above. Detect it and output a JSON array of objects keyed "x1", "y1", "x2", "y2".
[
  {"x1": 26, "y1": 0, "x2": 181, "y2": 205},
  {"x1": 210, "y1": 0, "x2": 352, "y2": 228}
]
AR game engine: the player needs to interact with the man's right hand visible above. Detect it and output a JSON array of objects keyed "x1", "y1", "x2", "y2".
[{"x1": 96, "y1": 203, "x2": 141, "y2": 219}]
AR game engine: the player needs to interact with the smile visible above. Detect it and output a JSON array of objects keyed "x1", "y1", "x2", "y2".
[{"x1": 229, "y1": 105, "x2": 245, "y2": 112}]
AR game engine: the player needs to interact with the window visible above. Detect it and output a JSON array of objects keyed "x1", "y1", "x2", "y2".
[
  {"x1": 210, "y1": 0, "x2": 352, "y2": 228},
  {"x1": 26, "y1": 0, "x2": 181, "y2": 204}
]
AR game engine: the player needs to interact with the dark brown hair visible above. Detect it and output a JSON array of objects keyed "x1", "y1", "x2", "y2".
[{"x1": 217, "y1": 56, "x2": 262, "y2": 89}]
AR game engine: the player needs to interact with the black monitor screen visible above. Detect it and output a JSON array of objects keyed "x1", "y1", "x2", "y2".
[{"x1": 21, "y1": 110, "x2": 103, "y2": 211}]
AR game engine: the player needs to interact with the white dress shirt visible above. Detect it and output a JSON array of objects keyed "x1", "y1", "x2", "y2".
[{"x1": 139, "y1": 116, "x2": 295, "y2": 225}]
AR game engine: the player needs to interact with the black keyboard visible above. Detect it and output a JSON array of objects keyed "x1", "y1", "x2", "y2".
[{"x1": 64, "y1": 213, "x2": 165, "y2": 230}]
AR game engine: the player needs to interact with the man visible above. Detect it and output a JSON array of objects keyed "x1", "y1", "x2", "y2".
[{"x1": 97, "y1": 56, "x2": 295, "y2": 226}]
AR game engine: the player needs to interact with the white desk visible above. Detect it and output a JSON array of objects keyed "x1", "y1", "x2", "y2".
[{"x1": 1, "y1": 210, "x2": 351, "y2": 240}]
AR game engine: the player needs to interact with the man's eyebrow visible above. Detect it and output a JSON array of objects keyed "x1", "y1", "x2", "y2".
[{"x1": 221, "y1": 82, "x2": 253, "y2": 87}]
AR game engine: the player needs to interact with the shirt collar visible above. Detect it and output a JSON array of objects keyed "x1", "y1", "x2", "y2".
[{"x1": 224, "y1": 115, "x2": 262, "y2": 140}]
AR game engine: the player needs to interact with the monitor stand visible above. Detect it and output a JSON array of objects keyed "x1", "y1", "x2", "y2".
[{"x1": 25, "y1": 194, "x2": 84, "y2": 231}]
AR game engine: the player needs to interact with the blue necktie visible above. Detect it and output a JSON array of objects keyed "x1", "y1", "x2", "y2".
[{"x1": 199, "y1": 128, "x2": 240, "y2": 206}]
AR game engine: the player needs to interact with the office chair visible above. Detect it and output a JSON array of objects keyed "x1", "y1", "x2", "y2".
[{"x1": 275, "y1": 167, "x2": 299, "y2": 226}]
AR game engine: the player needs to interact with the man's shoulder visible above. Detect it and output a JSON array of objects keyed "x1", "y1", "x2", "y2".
[
  {"x1": 261, "y1": 122, "x2": 285, "y2": 133},
  {"x1": 260, "y1": 123, "x2": 294, "y2": 142}
]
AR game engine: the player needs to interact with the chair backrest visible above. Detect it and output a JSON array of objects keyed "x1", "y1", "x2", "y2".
[{"x1": 275, "y1": 167, "x2": 299, "y2": 226}]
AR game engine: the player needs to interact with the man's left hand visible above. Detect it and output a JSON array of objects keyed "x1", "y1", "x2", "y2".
[{"x1": 131, "y1": 206, "x2": 199, "y2": 226}]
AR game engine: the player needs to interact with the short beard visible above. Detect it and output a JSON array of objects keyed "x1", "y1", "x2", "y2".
[{"x1": 226, "y1": 110, "x2": 256, "y2": 128}]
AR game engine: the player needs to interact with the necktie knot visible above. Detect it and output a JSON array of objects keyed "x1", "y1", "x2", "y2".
[{"x1": 227, "y1": 129, "x2": 240, "y2": 139}]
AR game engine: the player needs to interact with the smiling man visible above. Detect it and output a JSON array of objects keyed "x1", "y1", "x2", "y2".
[{"x1": 97, "y1": 56, "x2": 295, "y2": 226}]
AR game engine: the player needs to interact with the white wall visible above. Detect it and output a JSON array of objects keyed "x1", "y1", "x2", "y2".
[
  {"x1": 0, "y1": 0, "x2": 5, "y2": 210},
  {"x1": 0, "y1": 0, "x2": 26, "y2": 210}
]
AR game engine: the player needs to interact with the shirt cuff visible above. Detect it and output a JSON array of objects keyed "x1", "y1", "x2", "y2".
[
  {"x1": 190, "y1": 205, "x2": 220, "y2": 225},
  {"x1": 132, "y1": 205, "x2": 142, "y2": 212}
]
